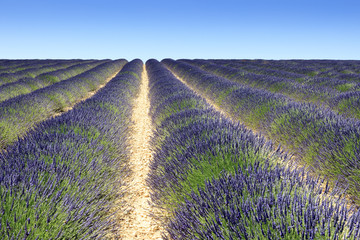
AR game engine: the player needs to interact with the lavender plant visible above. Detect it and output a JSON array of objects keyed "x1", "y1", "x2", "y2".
[
  {"x1": 163, "y1": 59, "x2": 360, "y2": 203},
  {"x1": 0, "y1": 60, "x2": 105, "y2": 103},
  {"x1": 148, "y1": 58, "x2": 281, "y2": 219},
  {"x1": 166, "y1": 161, "x2": 360, "y2": 240},
  {"x1": 0, "y1": 60, "x2": 61, "y2": 74},
  {"x1": 185, "y1": 59, "x2": 338, "y2": 103},
  {"x1": 0, "y1": 59, "x2": 143, "y2": 239},
  {"x1": 329, "y1": 91, "x2": 360, "y2": 119},
  {"x1": 0, "y1": 59, "x2": 127, "y2": 149},
  {"x1": 147, "y1": 59, "x2": 360, "y2": 239},
  {"x1": 0, "y1": 60, "x2": 86, "y2": 86}
]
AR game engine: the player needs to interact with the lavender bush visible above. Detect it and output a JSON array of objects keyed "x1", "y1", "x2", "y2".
[
  {"x1": 0, "y1": 60, "x2": 86, "y2": 86},
  {"x1": 163, "y1": 59, "x2": 360, "y2": 203},
  {"x1": 0, "y1": 59, "x2": 127, "y2": 149},
  {"x1": 0, "y1": 60, "x2": 105, "y2": 103},
  {"x1": 0, "y1": 59, "x2": 143, "y2": 239},
  {"x1": 147, "y1": 59, "x2": 359, "y2": 239}
]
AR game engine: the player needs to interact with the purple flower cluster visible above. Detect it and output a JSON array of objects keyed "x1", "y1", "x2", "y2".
[
  {"x1": 167, "y1": 162, "x2": 360, "y2": 240},
  {"x1": 0, "y1": 59, "x2": 143, "y2": 238}
]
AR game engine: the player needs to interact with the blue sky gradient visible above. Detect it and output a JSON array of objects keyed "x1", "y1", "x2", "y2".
[{"x1": 0, "y1": 0, "x2": 359, "y2": 60}]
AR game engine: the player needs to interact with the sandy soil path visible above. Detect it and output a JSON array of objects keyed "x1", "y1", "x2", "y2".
[{"x1": 118, "y1": 64, "x2": 162, "y2": 239}]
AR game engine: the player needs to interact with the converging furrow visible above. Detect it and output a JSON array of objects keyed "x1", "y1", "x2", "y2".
[{"x1": 119, "y1": 62, "x2": 162, "y2": 240}]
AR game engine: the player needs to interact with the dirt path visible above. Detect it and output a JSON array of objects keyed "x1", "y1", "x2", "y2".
[{"x1": 119, "y1": 64, "x2": 162, "y2": 240}]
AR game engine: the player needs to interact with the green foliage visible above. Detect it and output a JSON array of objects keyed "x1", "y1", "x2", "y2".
[
  {"x1": 247, "y1": 101, "x2": 278, "y2": 129},
  {"x1": 216, "y1": 87, "x2": 236, "y2": 105},
  {"x1": 39, "y1": 75, "x2": 59, "y2": 84},
  {"x1": 118, "y1": 71, "x2": 141, "y2": 80},
  {"x1": 307, "y1": 71, "x2": 319, "y2": 77},
  {"x1": 337, "y1": 98, "x2": 360, "y2": 119},
  {"x1": 155, "y1": 98, "x2": 205, "y2": 126},
  {"x1": 335, "y1": 83, "x2": 355, "y2": 92}
]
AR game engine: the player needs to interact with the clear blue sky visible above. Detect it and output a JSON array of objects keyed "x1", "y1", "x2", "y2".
[{"x1": 0, "y1": 0, "x2": 359, "y2": 60}]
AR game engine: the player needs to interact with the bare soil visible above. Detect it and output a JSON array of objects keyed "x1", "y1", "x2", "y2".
[{"x1": 117, "y1": 65, "x2": 162, "y2": 239}]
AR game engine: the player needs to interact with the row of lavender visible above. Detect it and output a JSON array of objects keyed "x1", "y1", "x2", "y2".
[
  {"x1": 217, "y1": 60, "x2": 360, "y2": 119},
  {"x1": 213, "y1": 59, "x2": 360, "y2": 81},
  {"x1": 0, "y1": 60, "x2": 74, "y2": 74},
  {"x1": 0, "y1": 60, "x2": 126, "y2": 149},
  {"x1": 0, "y1": 60, "x2": 106, "y2": 103},
  {"x1": 164, "y1": 59, "x2": 360, "y2": 204},
  {"x1": 185, "y1": 59, "x2": 338, "y2": 101},
  {"x1": 226, "y1": 59, "x2": 360, "y2": 120},
  {"x1": 0, "y1": 60, "x2": 58, "y2": 75},
  {"x1": 0, "y1": 60, "x2": 38, "y2": 70},
  {"x1": 0, "y1": 60, "x2": 93, "y2": 86},
  {"x1": 234, "y1": 60, "x2": 360, "y2": 119},
  {"x1": 147, "y1": 60, "x2": 360, "y2": 239},
  {"x1": 185, "y1": 59, "x2": 360, "y2": 119},
  {"x1": 0, "y1": 59, "x2": 143, "y2": 239}
]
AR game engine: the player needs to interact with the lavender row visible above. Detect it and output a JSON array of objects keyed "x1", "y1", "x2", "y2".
[
  {"x1": 163, "y1": 59, "x2": 360, "y2": 203},
  {"x1": 216, "y1": 60, "x2": 360, "y2": 91},
  {"x1": 235, "y1": 61, "x2": 360, "y2": 119},
  {"x1": 210, "y1": 59, "x2": 321, "y2": 76},
  {"x1": 0, "y1": 60, "x2": 106, "y2": 103},
  {"x1": 0, "y1": 60, "x2": 59, "y2": 74},
  {"x1": 184, "y1": 60, "x2": 353, "y2": 105},
  {"x1": 215, "y1": 59, "x2": 360, "y2": 81},
  {"x1": 0, "y1": 59, "x2": 143, "y2": 239},
  {"x1": 0, "y1": 60, "x2": 29, "y2": 70},
  {"x1": 286, "y1": 60, "x2": 360, "y2": 81},
  {"x1": 222, "y1": 61, "x2": 360, "y2": 119},
  {"x1": 0, "y1": 60, "x2": 70, "y2": 74},
  {"x1": 147, "y1": 59, "x2": 280, "y2": 205},
  {"x1": 0, "y1": 60, "x2": 91, "y2": 86},
  {"x1": 167, "y1": 161, "x2": 360, "y2": 239},
  {"x1": 205, "y1": 60, "x2": 360, "y2": 119},
  {"x1": 147, "y1": 59, "x2": 359, "y2": 239},
  {"x1": 330, "y1": 91, "x2": 360, "y2": 119},
  {"x1": 212, "y1": 59, "x2": 308, "y2": 80},
  {"x1": 0, "y1": 59, "x2": 126, "y2": 149}
]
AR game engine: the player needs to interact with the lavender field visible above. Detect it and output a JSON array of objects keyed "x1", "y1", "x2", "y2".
[{"x1": 1, "y1": 59, "x2": 360, "y2": 239}]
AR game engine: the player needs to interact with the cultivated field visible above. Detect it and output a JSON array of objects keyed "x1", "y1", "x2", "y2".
[{"x1": 1, "y1": 58, "x2": 360, "y2": 239}]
